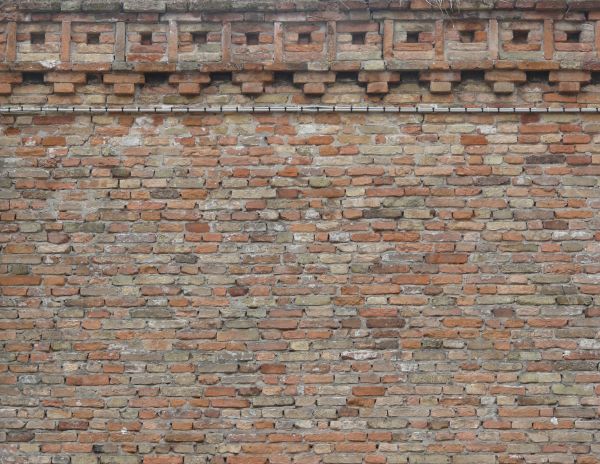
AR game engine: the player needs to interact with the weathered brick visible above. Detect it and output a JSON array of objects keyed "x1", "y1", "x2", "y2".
[{"x1": 2, "y1": 3, "x2": 600, "y2": 464}]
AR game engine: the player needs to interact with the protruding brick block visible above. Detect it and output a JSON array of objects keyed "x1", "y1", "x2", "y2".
[
  {"x1": 46, "y1": 72, "x2": 87, "y2": 84},
  {"x1": 430, "y1": 81, "x2": 451, "y2": 93},
  {"x1": 169, "y1": 73, "x2": 211, "y2": 84},
  {"x1": 178, "y1": 82, "x2": 201, "y2": 95},
  {"x1": 485, "y1": 70, "x2": 527, "y2": 83},
  {"x1": 493, "y1": 81, "x2": 515, "y2": 94},
  {"x1": 293, "y1": 72, "x2": 336, "y2": 84},
  {"x1": 366, "y1": 81, "x2": 389, "y2": 94},
  {"x1": 549, "y1": 71, "x2": 591, "y2": 83},
  {"x1": 113, "y1": 83, "x2": 135, "y2": 95},
  {"x1": 358, "y1": 71, "x2": 400, "y2": 83},
  {"x1": 232, "y1": 71, "x2": 274, "y2": 84},
  {"x1": 241, "y1": 81, "x2": 264, "y2": 94},
  {"x1": 303, "y1": 82, "x2": 326, "y2": 95},
  {"x1": 104, "y1": 73, "x2": 145, "y2": 84},
  {"x1": 558, "y1": 81, "x2": 580, "y2": 94},
  {"x1": 53, "y1": 82, "x2": 75, "y2": 94}
]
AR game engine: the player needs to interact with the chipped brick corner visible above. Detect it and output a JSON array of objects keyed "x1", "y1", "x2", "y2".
[{"x1": 2, "y1": 1, "x2": 600, "y2": 464}]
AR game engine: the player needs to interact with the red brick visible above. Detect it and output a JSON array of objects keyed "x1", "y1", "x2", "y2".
[
  {"x1": 0, "y1": 276, "x2": 42, "y2": 286},
  {"x1": 352, "y1": 386, "x2": 386, "y2": 396},
  {"x1": 143, "y1": 458, "x2": 184, "y2": 464},
  {"x1": 65, "y1": 375, "x2": 110, "y2": 386}
]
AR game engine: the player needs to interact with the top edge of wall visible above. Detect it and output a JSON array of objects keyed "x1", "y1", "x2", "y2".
[{"x1": 8, "y1": 0, "x2": 600, "y2": 14}]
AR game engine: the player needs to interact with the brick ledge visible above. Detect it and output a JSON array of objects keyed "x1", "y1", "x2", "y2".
[{"x1": 1, "y1": 104, "x2": 599, "y2": 114}]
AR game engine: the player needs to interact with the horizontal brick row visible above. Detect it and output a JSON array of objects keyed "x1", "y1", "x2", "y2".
[
  {"x1": 2, "y1": 10, "x2": 600, "y2": 73},
  {"x1": 15, "y1": 0, "x2": 600, "y2": 13},
  {"x1": 1, "y1": 68, "x2": 600, "y2": 104}
]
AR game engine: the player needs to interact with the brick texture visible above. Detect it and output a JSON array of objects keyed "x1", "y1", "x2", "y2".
[
  {"x1": 2, "y1": 109, "x2": 600, "y2": 463},
  {"x1": 2, "y1": 1, "x2": 600, "y2": 464}
]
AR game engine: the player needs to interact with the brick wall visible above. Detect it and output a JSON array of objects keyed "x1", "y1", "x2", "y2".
[{"x1": 2, "y1": 1, "x2": 600, "y2": 464}]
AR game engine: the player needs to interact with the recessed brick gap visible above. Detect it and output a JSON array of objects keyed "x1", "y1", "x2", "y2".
[
  {"x1": 87, "y1": 33, "x2": 100, "y2": 45},
  {"x1": 406, "y1": 31, "x2": 420, "y2": 43},
  {"x1": 298, "y1": 32, "x2": 311, "y2": 44},
  {"x1": 246, "y1": 32, "x2": 259, "y2": 45},
  {"x1": 337, "y1": 71, "x2": 359, "y2": 82},
  {"x1": 462, "y1": 70, "x2": 485, "y2": 82},
  {"x1": 566, "y1": 31, "x2": 581, "y2": 43},
  {"x1": 210, "y1": 72, "x2": 233, "y2": 83},
  {"x1": 22, "y1": 72, "x2": 45, "y2": 84},
  {"x1": 30, "y1": 32, "x2": 45, "y2": 44},
  {"x1": 193, "y1": 32, "x2": 207, "y2": 44},
  {"x1": 144, "y1": 73, "x2": 170, "y2": 86},
  {"x1": 460, "y1": 30, "x2": 475, "y2": 43},
  {"x1": 512, "y1": 30, "x2": 529, "y2": 43},
  {"x1": 401, "y1": 71, "x2": 420, "y2": 83},
  {"x1": 86, "y1": 73, "x2": 102, "y2": 85},
  {"x1": 352, "y1": 32, "x2": 366, "y2": 45},
  {"x1": 274, "y1": 71, "x2": 294, "y2": 84},
  {"x1": 140, "y1": 32, "x2": 153, "y2": 45},
  {"x1": 526, "y1": 71, "x2": 549, "y2": 83}
]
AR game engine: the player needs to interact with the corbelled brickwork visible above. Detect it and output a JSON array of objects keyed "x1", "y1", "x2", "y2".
[
  {"x1": 2, "y1": 0, "x2": 600, "y2": 103},
  {"x1": 2, "y1": 1, "x2": 600, "y2": 464}
]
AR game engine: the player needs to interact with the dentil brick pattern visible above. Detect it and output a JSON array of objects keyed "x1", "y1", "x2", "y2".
[{"x1": 1, "y1": 111, "x2": 600, "y2": 463}]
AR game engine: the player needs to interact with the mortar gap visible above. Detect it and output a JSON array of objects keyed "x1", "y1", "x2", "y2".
[{"x1": 193, "y1": 32, "x2": 207, "y2": 45}]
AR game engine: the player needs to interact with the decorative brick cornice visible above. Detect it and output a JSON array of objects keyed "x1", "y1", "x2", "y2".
[{"x1": 1, "y1": 0, "x2": 600, "y2": 101}]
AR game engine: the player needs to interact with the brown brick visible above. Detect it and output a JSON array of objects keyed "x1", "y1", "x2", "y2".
[{"x1": 54, "y1": 82, "x2": 75, "y2": 94}]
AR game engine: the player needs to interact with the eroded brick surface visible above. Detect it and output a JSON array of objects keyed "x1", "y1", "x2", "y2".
[
  {"x1": 2, "y1": 1, "x2": 600, "y2": 463},
  {"x1": 1, "y1": 111, "x2": 600, "y2": 462}
]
